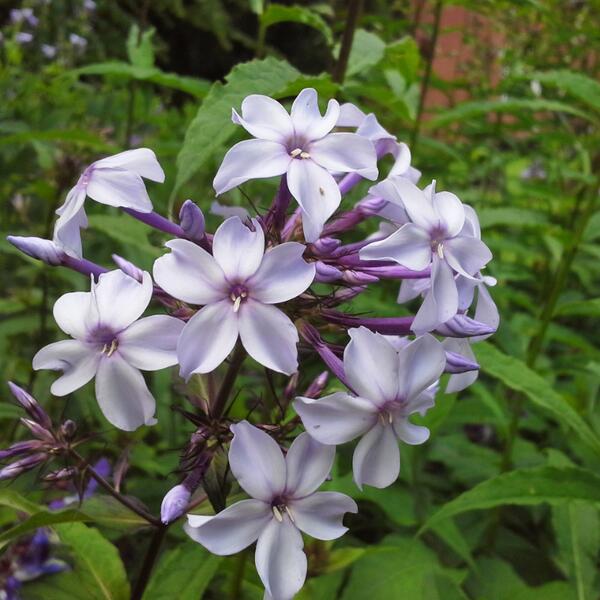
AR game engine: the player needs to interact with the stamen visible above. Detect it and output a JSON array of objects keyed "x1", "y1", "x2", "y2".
[
  {"x1": 290, "y1": 148, "x2": 302, "y2": 157},
  {"x1": 300, "y1": 151, "x2": 311, "y2": 159},
  {"x1": 272, "y1": 506, "x2": 283, "y2": 522},
  {"x1": 437, "y1": 243, "x2": 444, "y2": 259},
  {"x1": 232, "y1": 296, "x2": 242, "y2": 313},
  {"x1": 106, "y1": 339, "x2": 118, "y2": 357},
  {"x1": 285, "y1": 506, "x2": 295, "y2": 523}
]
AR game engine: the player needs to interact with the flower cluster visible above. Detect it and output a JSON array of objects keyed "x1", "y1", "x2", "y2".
[{"x1": 6, "y1": 88, "x2": 498, "y2": 599}]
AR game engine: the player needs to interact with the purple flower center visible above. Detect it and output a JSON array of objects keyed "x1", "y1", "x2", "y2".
[
  {"x1": 229, "y1": 284, "x2": 249, "y2": 312},
  {"x1": 88, "y1": 325, "x2": 119, "y2": 356},
  {"x1": 271, "y1": 496, "x2": 294, "y2": 523}
]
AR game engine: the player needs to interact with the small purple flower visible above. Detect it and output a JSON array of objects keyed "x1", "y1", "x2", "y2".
[
  {"x1": 185, "y1": 421, "x2": 356, "y2": 600},
  {"x1": 32, "y1": 270, "x2": 184, "y2": 431},
  {"x1": 53, "y1": 148, "x2": 164, "y2": 258},
  {"x1": 41, "y1": 44, "x2": 57, "y2": 58},
  {"x1": 15, "y1": 32, "x2": 34, "y2": 44},
  {"x1": 295, "y1": 327, "x2": 445, "y2": 489},
  {"x1": 69, "y1": 33, "x2": 87, "y2": 48},
  {"x1": 153, "y1": 216, "x2": 315, "y2": 376},
  {"x1": 214, "y1": 88, "x2": 378, "y2": 241}
]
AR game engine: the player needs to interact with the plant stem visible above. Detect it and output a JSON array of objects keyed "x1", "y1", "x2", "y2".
[
  {"x1": 229, "y1": 549, "x2": 249, "y2": 600},
  {"x1": 131, "y1": 525, "x2": 168, "y2": 600},
  {"x1": 332, "y1": 0, "x2": 364, "y2": 84},
  {"x1": 211, "y1": 344, "x2": 247, "y2": 418}
]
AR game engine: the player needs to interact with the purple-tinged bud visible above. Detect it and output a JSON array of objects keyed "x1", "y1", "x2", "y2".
[
  {"x1": 8, "y1": 382, "x2": 52, "y2": 429},
  {"x1": 342, "y1": 270, "x2": 379, "y2": 285},
  {"x1": 284, "y1": 373, "x2": 299, "y2": 401},
  {"x1": 160, "y1": 484, "x2": 191, "y2": 524},
  {"x1": 322, "y1": 311, "x2": 413, "y2": 335},
  {"x1": 304, "y1": 371, "x2": 329, "y2": 398},
  {"x1": 338, "y1": 172, "x2": 363, "y2": 195},
  {"x1": 311, "y1": 237, "x2": 341, "y2": 256},
  {"x1": 43, "y1": 467, "x2": 78, "y2": 482},
  {"x1": 7, "y1": 236, "x2": 65, "y2": 266},
  {"x1": 356, "y1": 197, "x2": 387, "y2": 215},
  {"x1": 444, "y1": 350, "x2": 479, "y2": 374},
  {"x1": 112, "y1": 254, "x2": 144, "y2": 283},
  {"x1": 315, "y1": 262, "x2": 342, "y2": 283},
  {"x1": 60, "y1": 419, "x2": 77, "y2": 441},
  {"x1": 20, "y1": 418, "x2": 55, "y2": 444},
  {"x1": 322, "y1": 286, "x2": 366, "y2": 307},
  {"x1": 435, "y1": 314, "x2": 497, "y2": 338},
  {"x1": 179, "y1": 200, "x2": 206, "y2": 241},
  {"x1": 0, "y1": 453, "x2": 47, "y2": 480},
  {"x1": 0, "y1": 440, "x2": 44, "y2": 460}
]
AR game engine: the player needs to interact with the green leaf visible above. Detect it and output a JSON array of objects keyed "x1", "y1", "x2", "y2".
[
  {"x1": 127, "y1": 25, "x2": 155, "y2": 69},
  {"x1": 0, "y1": 489, "x2": 43, "y2": 515},
  {"x1": 429, "y1": 98, "x2": 595, "y2": 128},
  {"x1": 478, "y1": 207, "x2": 549, "y2": 228},
  {"x1": 423, "y1": 466, "x2": 600, "y2": 531},
  {"x1": 383, "y1": 36, "x2": 420, "y2": 82},
  {"x1": 261, "y1": 4, "x2": 333, "y2": 46},
  {"x1": 54, "y1": 523, "x2": 130, "y2": 600},
  {"x1": 173, "y1": 57, "x2": 300, "y2": 199},
  {"x1": 527, "y1": 70, "x2": 600, "y2": 114},
  {"x1": 344, "y1": 30, "x2": 386, "y2": 79},
  {"x1": 474, "y1": 343, "x2": 600, "y2": 455},
  {"x1": 0, "y1": 129, "x2": 117, "y2": 152},
  {"x1": 555, "y1": 299, "x2": 600, "y2": 318},
  {"x1": 79, "y1": 495, "x2": 149, "y2": 529},
  {"x1": 143, "y1": 541, "x2": 221, "y2": 600}
]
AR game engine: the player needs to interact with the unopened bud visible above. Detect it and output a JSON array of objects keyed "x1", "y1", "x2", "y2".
[
  {"x1": 284, "y1": 373, "x2": 299, "y2": 400},
  {"x1": 342, "y1": 270, "x2": 379, "y2": 285},
  {"x1": 0, "y1": 440, "x2": 44, "y2": 460},
  {"x1": 8, "y1": 382, "x2": 52, "y2": 428},
  {"x1": 444, "y1": 350, "x2": 479, "y2": 374},
  {"x1": 20, "y1": 418, "x2": 55, "y2": 443},
  {"x1": 356, "y1": 197, "x2": 387, "y2": 215},
  {"x1": 7, "y1": 236, "x2": 65, "y2": 266},
  {"x1": 112, "y1": 254, "x2": 144, "y2": 282},
  {"x1": 43, "y1": 467, "x2": 78, "y2": 482},
  {"x1": 435, "y1": 314, "x2": 497, "y2": 338},
  {"x1": 179, "y1": 200, "x2": 206, "y2": 241},
  {"x1": 311, "y1": 237, "x2": 341, "y2": 256},
  {"x1": 60, "y1": 419, "x2": 77, "y2": 441},
  {"x1": 304, "y1": 371, "x2": 329, "y2": 398},
  {"x1": 160, "y1": 484, "x2": 191, "y2": 524},
  {"x1": 0, "y1": 453, "x2": 47, "y2": 480},
  {"x1": 315, "y1": 262, "x2": 342, "y2": 283}
]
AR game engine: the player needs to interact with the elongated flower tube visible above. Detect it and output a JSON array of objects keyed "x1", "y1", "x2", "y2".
[
  {"x1": 213, "y1": 88, "x2": 378, "y2": 242},
  {"x1": 153, "y1": 216, "x2": 315, "y2": 377},
  {"x1": 295, "y1": 327, "x2": 445, "y2": 489},
  {"x1": 185, "y1": 421, "x2": 357, "y2": 600},
  {"x1": 53, "y1": 148, "x2": 164, "y2": 258},
  {"x1": 32, "y1": 270, "x2": 184, "y2": 431}
]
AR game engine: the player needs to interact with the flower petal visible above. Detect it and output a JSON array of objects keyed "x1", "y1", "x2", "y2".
[
  {"x1": 232, "y1": 95, "x2": 294, "y2": 143},
  {"x1": 177, "y1": 300, "x2": 239, "y2": 378},
  {"x1": 53, "y1": 187, "x2": 88, "y2": 258},
  {"x1": 229, "y1": 420, "x2": 286, "y2": 501},
  {"x1": 87, "y1": 168, "x2": 153, "y2": 212},
  {"x1": 213, "y1": 139, "x2": 289, "y2": 195},
  {"x1": 93, "y1": 148, "x2": 165, "y2": 182},
  {"x1": 153, "y1": 239, "x2": 227, "y2": 305},
  {"x1": 392, "y1": 420, "x2": 430, "y2": 445},
  {"x1": 118, "y1": 315, "x2": 184, "y2": 370},
  {"x1": 344, "y1": 327, "x2": 399, "y2": 405},
  {"x1": 397, "y1": 334, "x2": 446, "y2": 401},
  {"x1": 474, "y1": 283, "x2": 499, "y2": 339},
  {"x1": 53, "y1": 290, "x2": 97, "y2": 340},
  {"x1": 32, "y1": 340, "x2": 99, "y2": 396},
  {"x1": 352, "y1": 423, "x2": 400, "y2": 490},
  {"x1": 444, "y1": 236, "x2": 493, "y2": 278},
  {"x1": 287, "y1": 158, "x2": 340, "y2": 242},
  {"x1": 359, "y1": 222, "x2": 431, "y2": 270},
  {"x1": 289, "y1": 492, "x2": 357, "y2": 540},
  {"x1": 95, "y1": 354, "x2": 156, "y2": 431},
  {"x1": 185, "y1": 499, "x2": 271, "y2": 555},
  {"x1": 255, "y1": 516, "x2": 306, "y2": 600},
  {"x1": 444, "y1": 339, "x2": 479, "y2": 393},
  {"x1": 212, "y1": 217, "x2": 265, "y2": 282},
  {"x1": 294, "y1": 393, "x2": 377, "y2": 445},
  {"x1": 93, "y1": 270, "x2": 152, "y2": 332},
  {"x1": 285, "y1": 433, "x2": 335, "y2": 498},
  {"x1": 394, "y1": 178, "x2": 437, "y2": 230},
  {"x1": 310, "y1": 133, "x2": 377, "y2": 180},
  {"x1": 432, "y1": 191, "x2": 464, "y2": 237},
  {"x1": 290, "y1": 88, "x2": 339, "y2": 141},
  {"x1": 247, "y1": 242, "x2": 315, "y2": 304},
  {"x1": 238, "y1": 300, "x2": 299, "y2": 375}
]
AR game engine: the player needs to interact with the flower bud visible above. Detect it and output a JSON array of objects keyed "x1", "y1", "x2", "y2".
[
  {"x1": 311, "y1": 237, "x2": 341, "y2": 256},
  {"x1": 435, "y1": 314, "x2": 497, "y2": 338},
  {"x1": 43, "y1": 467, "x2": 78, "y2": 482},
  {"x1": 20, "y1": 418, "x2": 55, "y2": 443},
  {"x1": 356, "y1": 197, "x2": 387, "y2": 215},
  {"x1": 112, "y1": 254, "x2": 144, "y2": 283},
  {"x1": 0, "y1": 453, "x2": 47, "y2": 480},
  {"x1": 284, "y1": 372, "x2": 299, "y2": 400},
  {"x1": 6, "y1": 236, "x2": 65, "y2": 266},
  {"x1": 179, "y1": 200, "x2": 206, "y2": 241},
  {"x1": 8, "y1": 382, "x2": 53, "y2": 429},
  {"x1": 304, "y1": 371, "x2": 329, "y2": 398},
  {"x1": 160, "y1": 484, "x2": 191, "y2": 524},
  {"x1": 60, "y1": 419, "x2": 77, "y2": 441},
  {"x1": 0, "y1": 440, "x2": 44, "y2": 460},
  {"x1": 315, "y1": 262, "x2": 342, "y2": 283},
  {"x1": 342, "y1": 270, "x2": 379, "y2": 285},
  {"x1": 444, "y1": 350, "x2": 479, "y2": 374}
]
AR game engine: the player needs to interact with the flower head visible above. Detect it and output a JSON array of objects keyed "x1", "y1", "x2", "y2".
[
  {"x1": 32, "y1": 270, "x2": 184, "y2": 431},
  {"x1": 153, "y1": 216, "x2": 315, "y2": 376},
  {"x1": 185, "y1": 421, "x2": 356, "y2": 600},
  {"x1": 295, "y1": 327, "x2": 445, "y2": 489},
  {"x1": 213, "y1": 88, "x2": 378, "y2": 241}
]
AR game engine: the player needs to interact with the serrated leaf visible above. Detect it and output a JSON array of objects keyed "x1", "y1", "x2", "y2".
[
  {"x1": 423, "y1": 466, "x2": 600, "y2": 531},
  {"x1": 474, "y1": 344, "x2": 600, "y2": 455},
  {"x1": 172, "y1": 58, "x2": 300, "y2": 199},
  {"x1": 261, "y1": 4, "x2": 333, "y2": 45},
  {"x1": 143, "y1": 541, "x2": 221, "y2": 600}
]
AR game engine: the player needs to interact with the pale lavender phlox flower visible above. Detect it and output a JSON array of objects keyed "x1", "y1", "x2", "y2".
[
  {"x1": 185, "y1": 421, "x2": 357, "y2": 600},
  {"x1": 360, "y1": 178, "x2": 493, "y2": 334},
  {"x1": 153, "y1": 216, "x2": 315, "y2": 377},
  {"x1": 32, "y1": 270, "x2": 184, "y2": 431},
  {"x1": 295, "y1": 327, "x2": 445, "y2": 489},
  {"x1": 53, "y1": 148, "x2": 164, "y2": 258},
  {"x1": 213, "y1": 88, "x2": 378, "y2": 242}
]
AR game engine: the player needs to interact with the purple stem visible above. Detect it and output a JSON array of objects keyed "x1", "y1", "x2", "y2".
[
  {"x1": 323, "y1": 311, "x2": 414, "y2": 335},
  {"x1": 124, "y1": 208, "x2": 186, "y2": 238},
  {"x1": 264, "y1": 176, "x2": 292, "y2": 234},
  {"x1": 62, "y1": 255, "x2": 107, "y2": 279},
  {"x1": 338, "y1": 172, "x2": 363, "y2": 195}
]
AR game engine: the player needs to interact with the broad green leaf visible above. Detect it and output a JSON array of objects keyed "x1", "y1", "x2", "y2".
[
  {"x1": 383, "y1": 36, "x2": 420, "y2": 81},
  {"x1": 344, "y1": 30, "x2": 386, "y2": 78},
  {"x1": 555, "y1": 299, "x2": 600, "y2": 318},
  {"x1": 0, "y1": 489, "x2": 43, "y2": 515},
  {"x1": 423, "y1": 466, "x2": 600, "y2": 531},
  {"x1": 54, "y1": 523, "x2": 130, "y2": 600},
  {"x1": 79, "y1": 495, "x2": 149, "y2": 529},
  {"x1": 261, "y1": 4, "x2": 333, "y2": 45},
  {"x1": 527, "y1": 70, "x2": 600, "y2": 113},
  {"x1": 478, "y1": 207, "x2": 549, "y2": 228},
  {"x1": 173, "y1": 58, "x2": 300, "y2": 199},
  {"x1": 429, "y1": 98, "x2": 595, "y2": 128},
  {"x1": 127, "y1": 25, "x2": 155, "y2": 69},
  {"x1": 474, "y1": 344, "x2": 600, "y2": 455},
  {"x1": 430, "y1": 518, "x2": 475, "y2": 569},
  {"x1": 143, "y1": 541, "x2": 221, "y2": 600}
]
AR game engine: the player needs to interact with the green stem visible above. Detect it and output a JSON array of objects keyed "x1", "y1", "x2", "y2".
[
  {"x1": 229, "y1": 549, "x2": 249, "y2": 600},
  {"x1": 131, "y1": 525, "x2": 168, "y2": 600},
  {"x1": 332, "y1": 0, "x2": 364, "y2": 84},
  {"x1": 211, "y1": 344, "x2": 247, "y2": 418}
]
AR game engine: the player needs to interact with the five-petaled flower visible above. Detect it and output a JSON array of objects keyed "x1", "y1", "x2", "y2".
[
  {"x1": 32, "y1": 270, "x2": 184, "y2": 431},
  {"x1": 213, "y1": 88, "x2": 378, "y2": 242},
  {"x1": 295, "y1": 327, "x2": 446, "y2": 489},
  {"x1": 360, "y1": 178, "x2": 493, "y2": 333},
  {"x1": 53, "y1": 148, "x2": 164, "y2": 258},
  {"x1": 153, "y1": 215, "x2": 316, "y2": 377},
  {"x1": 185, "y1": 421, "x2": 357, "y2": 600}
]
